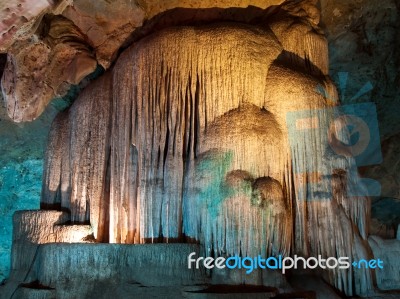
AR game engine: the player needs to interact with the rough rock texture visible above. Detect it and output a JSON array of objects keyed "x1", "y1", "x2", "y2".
[
  {"x1": 0, "y1": 0, "x2": 72, "y2": 52},
  {"x1": 0, "y1": 0, "x2": 399, "y2": 132},
  {"x1": 321, "y1": 0, "x2": 400, "y2": 138},
  {"x1": 1, "y1": 15, "x2": 97, "y2": 122},
  {"x1": 1, "y1": 0, "x2": 285, "y2": 69},
  {"x1": 0, "y1": 0, "x2": 289, "y2": 122},
  {"x1": 42, "y1": 72, "x2": 112, "y2": 241},
  {"x1": 4, "y1": 210, "x2": 392, "y2": 299},
  {"x1": 4, "y1": 210, "x2": 340, "y2": 299},
  {"x1": 2, "y1": 210, "x2": 92, "y2": 299},
  {"x1": 39, "y1": 6, "x2": 376, "y2": 295},
  {"x1": 364, "y1": 133, "x2": 400, "y2": 239},
  {"x1": 0, "y1": 84, "x2": 62, "y2": 282},
  {"x1": 11, "y1": 211, "x2": 92, "y2": 272},
  {"x1": 1, "y1": 210, "x2": 206, "y2": 299},
  {"x1": 61, "y1": 0, "x2": 146, "y2": 68},
  {"x1": 0, "y1": 0, "x2": 399, "y2": 297},
  {"x1": 368, "y1": 235, "x2": 400, "y2": 290},
  {"x1": 12, "y1": 210, "x2": 85, "y2": 244}
]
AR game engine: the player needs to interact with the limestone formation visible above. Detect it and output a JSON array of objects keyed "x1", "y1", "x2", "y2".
[
  {"x1": 1, "y1": 210, "x2": 92, "y2": 299},
  {"x1": 42, "y1": 72, "x2": 112, "y2": 241},
  {"x1": 38, "y1": 3, "x2": 376, "y2": 295},
  {"x1": 2, "y1": 210, "x2": 205, "y2": 298},
  {"x1": 1, "y1": 0, "x2": 399, "y2": 298},
  {"x1": 0, "y1": 0, "x2": 287, "y2": 122},
  {"x1": 0, "y1": 0, "x2": 72, "y2": 52},
  {"x1": 1, "y1": 15, "x2": 97, "y2": 122}
]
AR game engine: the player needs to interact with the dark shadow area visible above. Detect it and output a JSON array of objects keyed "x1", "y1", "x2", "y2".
[
  {"x1": 272, "y1": 291, "x2": 316, "y2": 299},
  {"x1": 19, "y1": 280, "x2": 54, "y2": 290},
  {"x1": 120, "y1": 6, "x2": 280, "y2": 54},
  {"x1": 188, "y1": 284, "x2": 277, "y2": 294},
  {"x1": 0, "y1": 54, "x2": 6, "y2": 78}
]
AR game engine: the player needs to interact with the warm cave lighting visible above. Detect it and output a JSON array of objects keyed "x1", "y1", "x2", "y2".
[{"x1": 0, "y1": 0, "x2": 399, "y2": 298}]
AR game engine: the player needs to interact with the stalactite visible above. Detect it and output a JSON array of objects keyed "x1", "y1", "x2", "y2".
[
  {"x1": 68, "y1": 72, "x2": 112, "y2": 237},
  {"x1": 41, "y1": 16, "x2": 374, "y2": 296},
  {"x1": 42, "y1": 72, "x2": 112, "y2": 241},
  {"x1": 111, "y1": 23, "x2": 284, "y2": 246},
  {"x1": 41, "y1": 111, "x2": 69, "y2": 209}
]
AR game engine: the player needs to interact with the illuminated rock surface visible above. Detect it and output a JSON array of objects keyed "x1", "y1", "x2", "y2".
[
  {"x1": 0, "y1": 0, "x2": 399, "y2": 298},
  {"x1": 39, "y1": 5, "x2": 373, "y2": 297},
  {"x1": 0, "y1": 0, "x2": 285, "y2": 122}
]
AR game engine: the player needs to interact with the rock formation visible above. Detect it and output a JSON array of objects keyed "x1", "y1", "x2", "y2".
[
  {"x1": 0, "y1": 0, "x2": 286, "y2": 122},
  {"x1": 1, "y1": 0, "x2": 400, "y2": 298},
  {"x1": 39, "y1": 3, "x2": 374, "y2": 296}
]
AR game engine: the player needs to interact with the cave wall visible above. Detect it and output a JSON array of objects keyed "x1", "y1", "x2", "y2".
[
  {"x1": 0, "y1": 0, "x2": 399, "y2": 294},
  {"x1": 38, "y1": 8, "x2": 373, "y2": 296},
  {"x1": 0, "y1": 91, "x2": 59, "y2": 282}
]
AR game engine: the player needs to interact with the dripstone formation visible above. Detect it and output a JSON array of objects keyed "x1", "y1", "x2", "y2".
[
  {"x1": 1, "y1": 1, "x2": 399, "y2": 298},
  {"x1": 42, "y1": 5, "x2": 369, "y2": 297}
]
